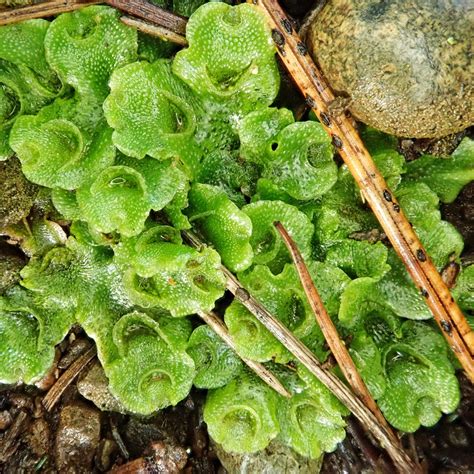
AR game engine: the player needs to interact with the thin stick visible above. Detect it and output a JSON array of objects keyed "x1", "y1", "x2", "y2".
[
  {"x1": 121, "y1": 15, "x2": 187, "y2": 45},
  {"x1": 0, "y1": 411, "x2": 28, "y2": 462},
  {"x1": 274, "y1": 221, "x2": 398, "y2": 443},
  {"x1": 42, "y1": 345, "x2": 96, "y2": 411},
  {"x1": 198, "y1": 310, "x2": 291, "y2": 398},
  {"x1": 182, "y1": 230, "x2": 419, "y2": 474},
  {"x1": 0, "y1": 0, "x2": 188, "y2": 38},
  {"x1": 0, "y1": 0, "x2": 101, "y2": 25},
  {"x1": 249, "y1": 0, "x2": 474, "y2": 382},
  {"x1": 105, "y1": 0, "x2": 187, "y2": 37}
]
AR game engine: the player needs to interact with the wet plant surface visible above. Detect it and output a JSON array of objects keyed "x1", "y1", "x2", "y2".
[
  {"x1": 0, "y1": 1, "x2": 473, "y2": 472},
  {"x1": 1, "y1": 169, "x2": 473, "y2": 472},
  {"x1": 1, "y1": 355, "x2": 473, "y2": 472}
]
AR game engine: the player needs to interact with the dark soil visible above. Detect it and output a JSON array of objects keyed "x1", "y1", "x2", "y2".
[
  {"x1": 0, "y1": 333, "x2": 223, "y2": 474},
  {"x1": 442, "y1": 181, "x2": 474, "y2": 265}
]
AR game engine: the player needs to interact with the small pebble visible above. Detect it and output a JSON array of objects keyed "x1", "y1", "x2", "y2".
[
  {"x1": 55, "y1": 402, "x2": 101, "y2": 472},
  {"x1": 27, "y1": 418, "x2": 50, "y2": 456},
  {"x1": 77, "y1": 361, "x2": 128, "y2": 413},
  {"x1": 95, "y1": 439, "x2": 118, "y2": 472},
  {"x1": 0, "y1": 410, "x2": 13, "y2": 431}
]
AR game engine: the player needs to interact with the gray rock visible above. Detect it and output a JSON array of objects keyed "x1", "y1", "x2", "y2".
[
  {"x1": 55, "y1": 402, "x2": 101, "y2": 473},
  {"x1": 306, "y1": 0, "x2": 474, "y2": 138},
  {"x1": 213, "y1": 439, "x2": 323, "y2": 474},
  {"x1": 77, "y1": 361, "x2": 128, "y2": 414}
]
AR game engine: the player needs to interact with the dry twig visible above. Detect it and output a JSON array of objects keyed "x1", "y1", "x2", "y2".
[
  {"x1": 198, "y1": 310, "x2": 291, "y2": 398},
  {"x1": 0, "y1": 0, "x2": 101, "y2": 25},
  {"x1": 182, "y1": 229, "x2": 418, "y2": 473},
  {"x1": 0, "y1": 411, "x2": 28, "y2": 462},
  {"x1": 0, "y1": 0, "x2": 188, "y2": 42},
  {"x1": 120, "y1": 15, "x2": 187, "y2": 45},
  {"x1": 105, "y1": 0, "x2": 186, "y2": 36},
  {"x1": 249, "y1": 0, "x2": 474, "y2": 382},
  {"x1": 274, "y1": 221, "x2": 398, "y2": 442},
  {"x1": 42, "y1": 345, "x2": 97, "y2": 411}
]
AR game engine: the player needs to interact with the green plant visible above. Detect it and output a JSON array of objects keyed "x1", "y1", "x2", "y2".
[{"x1": 0, "y1": 2, "x2": 472, "y2": 460}]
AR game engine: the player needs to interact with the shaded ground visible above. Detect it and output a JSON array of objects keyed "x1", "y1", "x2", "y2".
[
  {"x1": 1, "y1": 353, "x2": 473, "y2": 473},
  {"x1": 443, "y1": 181, "x2": 474, "y2": 265},
  {"x1": 0, "y1": 333, "x2": 222, "y2": 473}
]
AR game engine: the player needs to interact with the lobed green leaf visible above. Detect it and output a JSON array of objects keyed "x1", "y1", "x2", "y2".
[
  {"x1": 104, "y1": 60, "x2": 201, "y2": 174},
  {"x1": 187, "y1": 324, "x2": 242, "y2": 389},
  {"x1": 404, "y1": 137, "x2": 474, "y2": 203},
  {"x1": 187, "y1": 183, "x2": 253, "y2": 272},
  {"x1": 173, "y1": 3, "x2": 279, "y2": 114},
  {"x1": 204, "y1": 371, "x2": 280, "y2": 453},
  {"x1": 243, "y1": 200, "x2": 314, "y2": 273},
  {"x1": 10, "y1": 6, "x2": 137, "y2": 189}
]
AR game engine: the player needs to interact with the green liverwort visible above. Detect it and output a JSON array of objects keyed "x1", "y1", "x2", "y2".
[{"x1": 0, "y1": 2, "x2": 472, "y2": 460}]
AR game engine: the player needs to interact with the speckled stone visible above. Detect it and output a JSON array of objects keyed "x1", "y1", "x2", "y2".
[
  {"x1": 306, "y1": 0, "x2": 474, "y2": 138},
  {"x1": 214, "y1": 439, "x2": 323, "y2": 474},
  {"x1": 55, "y1": 402, "x2": 101, "y2": 472},
  {"x1": 77, "y1": 361, "x2": 128, "y2": 414}
]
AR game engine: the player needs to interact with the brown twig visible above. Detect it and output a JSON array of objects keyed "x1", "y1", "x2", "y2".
[
  {"x1": 249, "y1": 0, "x2": 474, "y2": 382},
  {"x1": 182, "y1": 229, "x2": 419, "y2": 473},
  {"x1": 42, "y1": 345, "x2": 97, "y2": 411},
  {"x1": 0, "y1": 0, "x2": 101, "y2": 25},
  {"x1": 105, "y1": 0, "x2": 187, "y2": 36},
  {"x1": 198, "y1": 310, "x2": 291, "y2": 398},
  {"x1": 274, "y1": 221, "x2": 399, "y2": 442},
  {"x1": 0, "y1": 411, "x2": 28, "y2": 462},
  {"x1": 120, "y1": 15, "x2": 187, "y2": 45},
  {"x1": 0, "y1": 0, "x2": 189, "y2": 42},
  {"x1": 346, "y1": 418, "x2": 391, "y2": 472}
]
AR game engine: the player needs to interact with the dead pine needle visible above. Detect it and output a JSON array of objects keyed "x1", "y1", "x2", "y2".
[
  {"x1": 249, "y1": 0, "x2": 474, "y2": 383},
  {"x1": 120, "y1": 15, "x2": 187, "y2": 46},
  {"x1": 182, "y1": 229, "x2": 419, "y2": 474},
  {"x1": 42, "y1": 345, "x2": 97, "y2": 412},
  {"x1": 274, "y1": 221, "x2": 399, "y2": 444},
  {"x1": 0, "y1": 0, "x2": 189, "y2": 38},
  {"x1": 198, "y1": 310, "x2": 291, "y2": 398},
  {"x1": 0, "y1": 0, "x2": 101, "y2": 25},
  {"x1": 105, "y1": 0, "x2": 187, "y2": 37}
]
